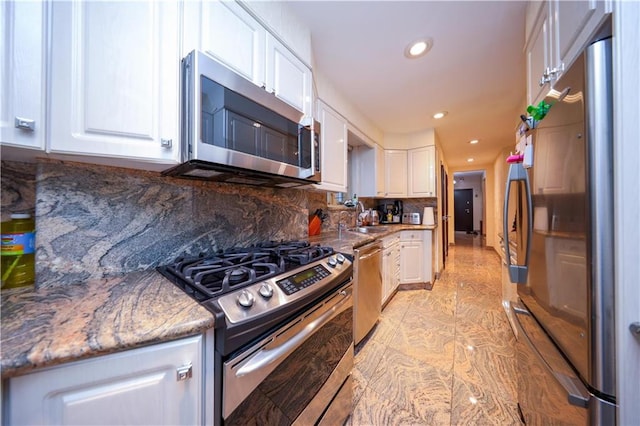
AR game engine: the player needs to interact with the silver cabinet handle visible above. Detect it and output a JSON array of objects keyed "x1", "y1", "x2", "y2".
[
  {"x1": 630, "y1": 322, "x2": 640, "y2": 342},
  {"x1": 176, "y1": 363, "x2": 192, "y2": 381},
  {"x1": 15, "y1": 117, "x2": 35, "y2": 131},
  {"x1": 502, "y1": 162, "x2": 532, "y2": 284}
]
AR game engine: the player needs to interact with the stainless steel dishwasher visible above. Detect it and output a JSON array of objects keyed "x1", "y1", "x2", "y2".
[{"x1": 353, "y1": 240, "x2": 383, "y2": 344}]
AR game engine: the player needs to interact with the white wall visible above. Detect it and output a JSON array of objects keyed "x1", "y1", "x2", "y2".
[
  {"x1": 313, "y1": 68, "x2": 384, "y2": 144},
  {"x1": 384, "y1": 129, "x2": 435, "y2": 150}
]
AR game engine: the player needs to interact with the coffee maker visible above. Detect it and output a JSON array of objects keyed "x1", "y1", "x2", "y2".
[
  {"x1": 378, "y1": 201, "x2": 403, "y2": 223},
  {"x1": 393, "y1": 200, "x2": 403, "y2": 223}
]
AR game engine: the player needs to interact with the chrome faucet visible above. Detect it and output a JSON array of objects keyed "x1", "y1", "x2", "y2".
[{"x1": 356, "y1": 201, "x2": 366, "y2": 226}]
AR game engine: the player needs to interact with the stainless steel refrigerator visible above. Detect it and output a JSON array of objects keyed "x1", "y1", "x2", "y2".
[{"x1": 503, "y1": 35, "x2": 617, "y2": 424}]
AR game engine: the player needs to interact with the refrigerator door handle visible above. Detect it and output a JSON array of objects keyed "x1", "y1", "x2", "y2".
[
  {"x1": 511, "y1": 303, "x2": 591, "y2": 408},
  {"x1": 502, "y1": 162, "x2": 532, "y2": 283}
]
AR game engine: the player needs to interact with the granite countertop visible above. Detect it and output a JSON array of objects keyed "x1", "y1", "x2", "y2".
[
  {"x1": 1, "y1": 223, "x2": 436, "y2": 380},
  {"x1": 309, "y1": 223, "x2": 437, "y2": 254},
  {"x1": 0, "y1": 270, "x2": 215, "y2": 379}
]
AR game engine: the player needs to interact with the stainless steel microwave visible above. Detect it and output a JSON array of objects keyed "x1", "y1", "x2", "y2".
[{"x1": 163, "y1": 50, "x2": 320, "y2": 188}]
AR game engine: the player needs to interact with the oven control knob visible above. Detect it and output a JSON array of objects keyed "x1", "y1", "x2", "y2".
[
  {"x1": 327, "y1": 257, "x2": 337, "y2": 268},
  {"x1": 336, "y1": 253, "x2": 346, "y2": 264},
  {"x1": 258, "y1": 283, "x2": 273, "y2": 299},
  {"x1": 237, "y1": 290, "x2": 255, "y2": 308}
]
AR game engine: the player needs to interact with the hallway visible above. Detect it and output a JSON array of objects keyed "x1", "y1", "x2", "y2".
[{"x1": 348, "y1": 234, "x2": 521, "y2": 425}]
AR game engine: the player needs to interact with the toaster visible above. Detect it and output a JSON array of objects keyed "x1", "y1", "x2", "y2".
[{"x1": 402, "y1": 212, "x2": 421, "y2": 225}]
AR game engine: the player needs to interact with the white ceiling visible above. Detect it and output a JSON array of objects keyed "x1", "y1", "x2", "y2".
[{"x1": 284, "y1": 1, "x2": 527, "y2": 169}]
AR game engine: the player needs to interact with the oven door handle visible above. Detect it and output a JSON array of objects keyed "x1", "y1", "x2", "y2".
[{"x1": 236, "y1": 288, "x2": 352, "y2": 378}]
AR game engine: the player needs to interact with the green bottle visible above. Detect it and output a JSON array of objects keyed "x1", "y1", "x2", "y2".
[{"x1": 1, "y1": 213, "x2": 36, "y2": 289}]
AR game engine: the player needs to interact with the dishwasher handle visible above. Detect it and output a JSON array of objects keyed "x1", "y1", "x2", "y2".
[
  {"x1": 354, "y1": 241, "x2": 383, "y2": 258},
  {"x1": 357, "y1": 248, "x2": 382, "y2": 262}
]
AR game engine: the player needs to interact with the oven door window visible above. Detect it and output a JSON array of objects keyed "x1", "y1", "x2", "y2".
[{"x1": 223, "y1": 287, "x2": 353, "y2": 425}]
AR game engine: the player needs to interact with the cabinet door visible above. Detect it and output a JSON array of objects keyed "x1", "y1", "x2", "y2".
[
  {"x1": 400, "y1": 241, "x2": 423, "y2": 284},
  {"x1": 265, "y1": 34, "x2": 312, "y2": 116},
  {"x1": 352, "y1": 142, "x2": 385, "y2": 198},
  {"x1": 381, "y1": 246, "x2": 392, "y2": 305},
  {"x1": 0, "y1": 0, "x2": 47, "y2": 151},
  {"x1": 556, "y1": 0, "x2": 609, "y2": 72},
  {"x1": 317, "y1": 101, "x2": 347, "y2": 192},
  {"x1": 183, "y1": 0, "x2": 266, "y2": 87},
  {"x1": 49, "y1": 1, "x2": 179, "y2": 165},
  {"x1": 375, "y1": 145, "x2": 386, "y2": 197},
  {"x1": 384, "y1": 150, "x2": 408, "y2": 197},
  {"x1": 526, "y1": 1, "x2": 557, "y2": 106},
  {"x1": 422, "y1": 230, "x2": 433, "y2": 283},
  {"x1": 408, "y1": 145, "x2": 436, "y2": 197},
  {"x1": 8, "y1": 335, "x2": 204, "y2": 425}
]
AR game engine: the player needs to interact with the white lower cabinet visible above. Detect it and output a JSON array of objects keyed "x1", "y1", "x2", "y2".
[
  {"x1": 381, "y1": 234, "x2": 400, "y2": 306},
  {"x1": 400, "y1": 240, "x2": 423, "y2": 284},
  {"x1": 399, "y1": 230, "x2": 433, "y2": 285},
  {"x1": 6, "y1": 335, "x2": 205, "y2": 425}
]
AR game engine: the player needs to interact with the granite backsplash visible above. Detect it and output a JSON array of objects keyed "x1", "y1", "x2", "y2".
[
  {"x1": 2, "y1": 159, "x2": 437, "y2": 288},
  {"x1": 2, "y1": 160, "x2": 311, "y2": 288}
]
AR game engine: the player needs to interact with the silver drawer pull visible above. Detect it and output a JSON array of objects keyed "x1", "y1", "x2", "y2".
[
  {"x1": 15, "y1": 117, "x2": 35, "y2": 131},
  {"x1": 176, "y1": 363, "x2": 192, "y2": 381}
]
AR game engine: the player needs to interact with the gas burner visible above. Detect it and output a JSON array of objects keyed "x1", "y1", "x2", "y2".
[{"x1": 158, "y1": 241, "x2": 335, "y2": 301}]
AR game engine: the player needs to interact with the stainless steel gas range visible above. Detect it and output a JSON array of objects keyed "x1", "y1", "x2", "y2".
[{"x1": 158, "y1": 241, "x2": 354, "y2": 425}]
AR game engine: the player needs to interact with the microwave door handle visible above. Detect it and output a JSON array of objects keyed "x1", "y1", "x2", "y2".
[{"x1": 503, "y1": 163, "x2": 531, "y2": 284}]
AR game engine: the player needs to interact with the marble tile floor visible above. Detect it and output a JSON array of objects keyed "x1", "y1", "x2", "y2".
[{"x1": 348, "y1": 233, "x2": 522, "y2": 425}]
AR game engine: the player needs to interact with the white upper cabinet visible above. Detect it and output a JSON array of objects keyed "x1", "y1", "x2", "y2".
[
  {"x1": 352, "y1": 139, "x2": 385, "y2": 198},
  {"x1": 49, "y1": 0, "x2": 180, "y2": 166},
  {"x1": 554, "y1": 0, "x2": 610, "y2": 71},
  {"x1": 317, "y1": 100, "x2": 347, "y2": 192},
  {"x1": 525, "y1": 0, "x2": 610, "y2": 107},
  {"x1": 183, "y1": 1, "x2": 311, "y2": 117},
  {"x1": 0, "y1": 0, "x2": 47, "y2": 151},
  {"x1": 183, "y1": 0, "x2": 266, "y2": 86},
  {"x1": 525, "y1": 1, "x2": 558, "y2": 106},
  {"x1": 384, "y1": 150, "x2": 408, "y2": 198},
  {"x1": 408, "y1": 145, "x2": 436, "y2": 197},
  {"x1": 265, "y1": 34, "x2": 312, "y2": 117}
]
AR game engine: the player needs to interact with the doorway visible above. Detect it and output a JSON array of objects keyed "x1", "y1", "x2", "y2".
[
  {"x1": 441, "y1": 164, "x2": 449, "y2": 267},
  {"x1": 454, "y1": 189, "x2": 474, "y2": 232}
]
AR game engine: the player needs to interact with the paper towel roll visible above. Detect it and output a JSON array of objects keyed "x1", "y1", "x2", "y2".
[{"x1": 422, "y1": 207, "x2": 435, "y2": 225}]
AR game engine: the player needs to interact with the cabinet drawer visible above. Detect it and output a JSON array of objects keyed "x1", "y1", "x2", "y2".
[
  {"x1": 400, "y1": 230, "x2": 422, "y2": 241},
  {"x1": 381, "y1": 233, "x2": 400, "y2": 248}
]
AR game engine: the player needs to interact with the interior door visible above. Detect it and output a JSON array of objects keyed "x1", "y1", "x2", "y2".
[
  {"x1": 440, "y1": 165, "x2": 448, "y2": 265},
  {"x1": 454, "y1": 188, "x2": 474, "y2": 232}
]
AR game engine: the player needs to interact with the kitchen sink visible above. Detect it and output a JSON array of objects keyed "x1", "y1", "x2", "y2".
[{"x1": 347, "y1": 226, "x2": 388, "y2": 234}]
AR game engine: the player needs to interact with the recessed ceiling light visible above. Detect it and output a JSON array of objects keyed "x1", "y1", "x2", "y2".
[
  {"x1": 469, "y1": 139, "x2": 479, "y2": 144},
  {"x1": 433, "y1": 111, "x2": 448, "y2": 119},
  {"x1": 467, "y1": 158, "x2": 474, "y2": 162},
  {"x1": 404, "y1": 38, "x2": 433, "y2": 59}
]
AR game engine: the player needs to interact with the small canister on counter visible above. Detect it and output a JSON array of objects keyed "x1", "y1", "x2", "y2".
[{"x1": 1, "y1": 213, "x2": 36, "y2": 289}]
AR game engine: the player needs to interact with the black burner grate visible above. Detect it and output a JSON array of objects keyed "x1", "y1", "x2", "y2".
[{"x1": 158, "y1": 241, "x2": 334, "y2": 301}]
